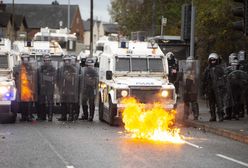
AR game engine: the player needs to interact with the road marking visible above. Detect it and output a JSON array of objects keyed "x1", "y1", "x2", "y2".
[
  {"x1": 183, "y1": 140, "x2": 203, "y2": 149},
  {"x1": 216, "y1": 154, "x2": 248, "y2": 167},
  {"x1": 35, "y1": 129, "x2": 75, "y2": 168}
]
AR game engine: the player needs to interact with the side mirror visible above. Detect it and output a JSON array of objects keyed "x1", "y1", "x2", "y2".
[{"x1": 106, "y1": 70, "x2": 112, "y2": 80}]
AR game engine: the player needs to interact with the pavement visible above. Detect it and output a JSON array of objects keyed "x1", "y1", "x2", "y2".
[{"x1": 177, "y1": 98, "x2": 248, "y2": 145}]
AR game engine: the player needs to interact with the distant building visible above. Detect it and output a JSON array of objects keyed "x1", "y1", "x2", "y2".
[
  {"x1": 5, "y1": 3, "x2": 84, "y2": 41},
  {"x1": 83, "y1": 19, "x2": 119, "y2": 48},
  {"x1": 0, "y1": 2, "x2": 27, "y2": 41}
]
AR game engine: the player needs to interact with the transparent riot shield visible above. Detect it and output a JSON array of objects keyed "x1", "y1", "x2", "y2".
[
  {"x1": 80, "y1": 66, "x2": 99, "y2": 101},
  {"x1": 226, "y1": 69, "x2": 248, "y2": 109},
  {"x1": 38, "y1": 61, "x2": 58, "y2": 104},
  {"x1": 178, "y1": 59, "x2": 200, "y2": 101},
  {"x1": 15, "y1": 62, "x2": 38, "y2": 102},
  {"x1": 57, "y1": 62, "x2": 79, "y2": 103}
]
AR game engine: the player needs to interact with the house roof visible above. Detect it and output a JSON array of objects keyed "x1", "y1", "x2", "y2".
[
  {"x1": 0, "y1": 12, "x2": 27, "y2": 30},
  {"x1": 5, "y1": 4, "x2": 79, "y2": 29},
  {"x1": 83, "y1": 20, "x2": 119, "y2": 34},
  {"x1": 83, "y1": 19, "x2": 101, "y2": 32},
  {"x1": 0, "y1": 12, "x2": 11, "y2": 27},
  {"x1": 83, "y1": 20, "x2": 90, "y2": 31},
  {"x1": 103, "y1": 23, "x2": 119, "y2": 34}
]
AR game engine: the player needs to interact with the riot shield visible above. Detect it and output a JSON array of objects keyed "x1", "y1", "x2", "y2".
[
  {"x1": 178, "y1": 59, "x2": 200, "y2": 101},
  {"x1": 80, "y1": 66, "x2": 99, "y2": 100},
  {"x1": 15, "y1": 62, "x2": 38, "y2": 102},
  {"x1": 38, "y1": 61, "x2": 57, "y2": 104},
  {"x1": 227, "y1": 69, "x2": 248, "y2": 101},
  {"x1": 57, "y1": 62, "x2": 79, "y2": 103}
]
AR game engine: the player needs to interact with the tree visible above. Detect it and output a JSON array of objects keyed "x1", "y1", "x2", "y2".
[{"x1": 109, "y1": 0, "x2": 248, "y2": 71}]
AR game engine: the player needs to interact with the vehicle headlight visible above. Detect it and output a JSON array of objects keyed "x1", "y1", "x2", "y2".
[
  {"x1": 121, "y1": 90, "x2": 128, "y2": 97},
  {"x1": 161, "y1": 90, "x2": 169, "y2": 98},
  {"x1": 117, "y1": 89, "x2": 129, "y2": 99},
  {"x1": 0, "y1": 85, "x2": 16, "y2": 101},
  {"x1": 0, "y1": 86, "x2": 9, "y2": 94}
]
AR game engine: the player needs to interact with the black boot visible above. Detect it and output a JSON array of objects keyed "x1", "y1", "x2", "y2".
[
  {"x1": 80, "y1": 105, "x2": 88, "y2": 120},
  {"x1": 88, "y1": 104, "x2": 95, "y2": 122},
  {"x1": 209, "y1": 105, "x2": 216, "y2": 122},
  {"x1": 192, "y1": 102, "x2": 199, "y2": 120},
  {"x1": 217, "y1": 111, "x2": 224, "y2": 122},
  {"x1": 48, "y1": 112, "x2": 53, "y2": 122}
]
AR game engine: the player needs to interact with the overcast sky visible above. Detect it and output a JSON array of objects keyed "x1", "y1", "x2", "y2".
[{"x1": 3, "y1": 0, "x2": 112, "y2": 22}]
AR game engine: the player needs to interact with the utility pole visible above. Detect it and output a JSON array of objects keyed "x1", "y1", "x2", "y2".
[
  {"x1": 11, "y1": 0, "x2": 15, "y2": 43},
  {"x1": 190, "y1": 2, "x2": 196, "y2": 59},
  {"x1": 90, "y1": 0, "x2": 93, "y2": 57},
  {"x1": 67, "y1": 0, "x2": 70, "y2": 30},
  {"x1": 152, "y1": 0, "x2": 156, "y2": 36}
]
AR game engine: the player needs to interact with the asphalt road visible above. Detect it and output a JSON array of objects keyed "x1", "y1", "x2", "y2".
[{"x1": 0, "y1": 114, "x2": 248, "y2": 168}]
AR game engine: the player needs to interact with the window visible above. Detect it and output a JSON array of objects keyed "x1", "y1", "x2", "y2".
[
  {"x1": 115, "y1": 58, "x2": 130, "y2": 71},
  {"x1": 131, "y1": 58, "x2": 148, "y2": 71},
  {"x1": 149, "y1": 58, "x2": 163, "y2": 72}
]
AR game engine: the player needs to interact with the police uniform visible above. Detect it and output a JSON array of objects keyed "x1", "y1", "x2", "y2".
[
  {"x1": 80, "y1": 58, "x2": 98, "y2": 121},
  {"x1": 57, "y1": 55, "x2": 80, "y2": 121},
  {"x1": 37, "y1": 54, "x2": 57, "y2": 121},
  {"x1": 203, "y1": 53, "x2": 225, "y2": 122},
  {"x1": 13, "y1": 53, "x2": 38, "y2": 122}
]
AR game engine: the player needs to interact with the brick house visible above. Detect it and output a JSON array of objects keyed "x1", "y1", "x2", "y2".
[
  {"x1": 0, "y1": 3, "x2": 27, "y2": 41},
  {"x1": 5, "y1": 3, "x2": 84, "y2": 41}
]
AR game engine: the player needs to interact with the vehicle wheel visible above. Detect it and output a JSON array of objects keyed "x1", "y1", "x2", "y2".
[
  {"x1": 98, "y1": 93, "x2": 104, "y2": 121},
  {"x1": 0, "y1": 112, "x2": 16, "y2": 124},
  {"x1": 108, "y1": 96, "x2": 117, "y2": 126}
]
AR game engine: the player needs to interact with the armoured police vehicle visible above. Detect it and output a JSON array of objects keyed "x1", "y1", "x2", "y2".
[
  {"x1": 98, "y1": 39, "x2": 177, "y2": 126},
  {"x1": 12, "y1": 40, "x2": 64, "y2": 62},
  {"x1": 33, "y1": 27, "x2": 77, "y2": 55},
  {"x1": 0, "y1": 38, "x2": 17, "y2": 123}
]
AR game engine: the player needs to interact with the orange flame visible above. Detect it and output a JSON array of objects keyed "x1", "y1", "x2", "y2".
[
  {"x1": 121, "y1": 97, "x2": 183, "y2": 143},
  {"x1": 20, "y1": 65, "x2": 33, "y2": 101}
]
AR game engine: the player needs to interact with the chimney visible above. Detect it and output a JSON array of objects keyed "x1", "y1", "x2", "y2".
[{"x1": 0, "y1": 1, "x2": 6, "y2": 12}]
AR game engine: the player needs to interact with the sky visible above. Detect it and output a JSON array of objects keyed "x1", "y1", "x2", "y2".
[{"x1": 3, "y1": 0, "x2": 112, "y2": 22}]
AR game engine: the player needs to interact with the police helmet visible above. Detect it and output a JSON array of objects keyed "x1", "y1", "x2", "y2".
[
  {"x1": 20, "y1": 52, "x2": 30, "y2": 62},
  {"x1": 166, "y1": 52, "x2": 174, "y2": 60},
  {"x1": 63, "y1": 55, "x2": 71, "y2": 61},
  {"x1": 85, "y1": 58, "x2": 95, "y2": 66},
  {"x1": 229, "y1": 53, "x2": 238, "y2": 65},
  {"x1": 43, "y1": 54, "x2": 51, "y2": 61},
  {"x1": 208, "y1": 53, "x2": 218, "y2": 60}
]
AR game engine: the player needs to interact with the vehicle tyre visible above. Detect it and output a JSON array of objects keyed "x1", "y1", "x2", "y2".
[
  {"x1": 98, "y1": 93, "x2": 104, "y2": 121},
  {"x1": 0, "y1": 112, "x2": 16, "y2": 124},
  {"x1": 108, "y1": 96, "x2": 116, "y2": 126}
]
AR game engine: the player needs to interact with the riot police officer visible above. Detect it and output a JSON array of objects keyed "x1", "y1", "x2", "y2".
[
  {"x1": 166, "y1": 52, "x2": 179, "y2": 94},
  {"x1": 225, "y1": 54, "x2": 248, "y2": 120},
  {"x1": 57, "y1": 55, "x2": 80, "y2": 121},
  {"x1": 80, "y1": 58, "x2": 98, "y2": 122},
  {"x1": 70, "y1": 55, "x2": 81, "y2": 120},
  {"x1": 13, "y1": 53, "x2": 38, "y2": 122},
  {"x1": 203, "y1": 53, "x2": 225, "y2": 122},
  {"x1": 37, "y1": 54, "x2": 57, "y2": 121}
]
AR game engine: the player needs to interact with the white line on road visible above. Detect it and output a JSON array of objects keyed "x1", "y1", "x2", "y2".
[
  {"x1": 216, "y1": 154, "x2": 248, "y2": 167},
  {"x1": 183, "y1": 140, "x2": 203, "y2": 149},
  {"x1": 35, "y1": 129, "x2": 75, "y2": 168}
]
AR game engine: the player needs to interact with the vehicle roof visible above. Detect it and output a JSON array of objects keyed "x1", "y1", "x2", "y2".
[{"x1": 104, "y1": 41, "x2": 164, "y2": 56}]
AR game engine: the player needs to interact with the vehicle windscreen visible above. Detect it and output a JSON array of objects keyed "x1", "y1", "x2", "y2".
[
  {"x1": 115, "y1": 57, "x2": 164, "y2": 72},
  {"x1": 149, "y1": 58, "x2": 164, "y2": 72},
  {"x1": 0, "y1": 54, "x2": 8, "y2": 68}
]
